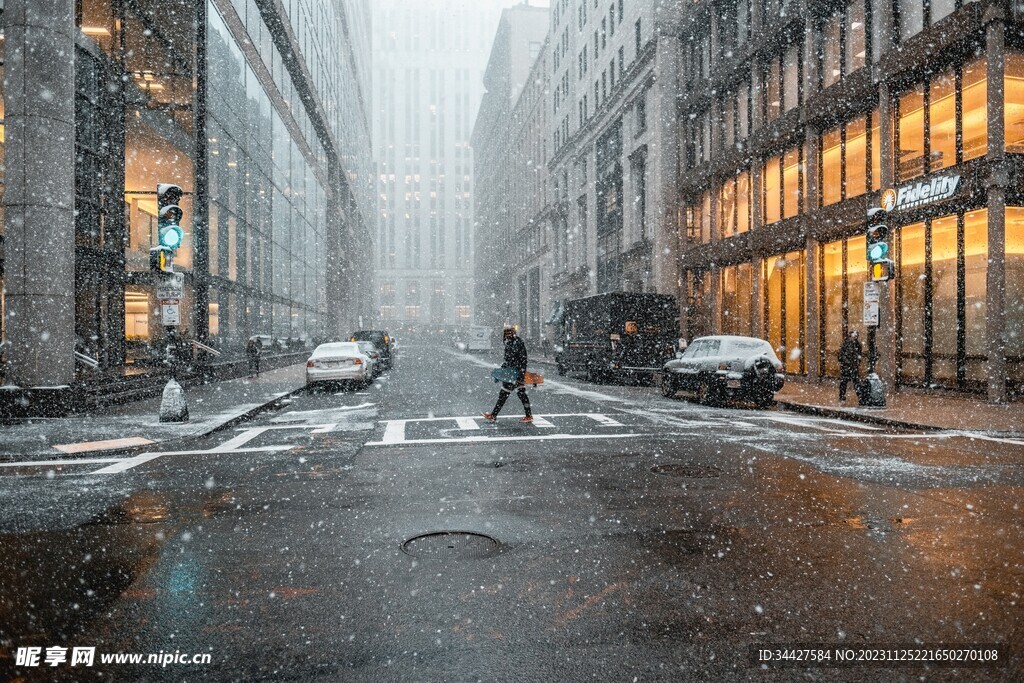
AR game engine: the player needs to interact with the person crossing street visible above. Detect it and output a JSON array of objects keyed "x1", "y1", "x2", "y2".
[{"x1": 484, "y1": 326, "x2": 533, "y2": 423}]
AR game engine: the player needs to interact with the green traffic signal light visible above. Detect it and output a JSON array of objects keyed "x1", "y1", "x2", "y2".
[
  {"x1": 159, "y1": 224, "x2": 183, "y2": 249},
  {"x1": 868, "y1": 242, "x2": 888, "y2": 262}
]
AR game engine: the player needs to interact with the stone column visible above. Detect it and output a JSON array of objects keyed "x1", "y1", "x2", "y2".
[
  {"x1": 2, "y1": 0, "x2": 76, "y2": 388},
  {"x1": 803, "y1": 125, "x2": 820, "y2": 379},
  {"x1": 985, "y1": 10, "x2": 1008, "y2": 404}
]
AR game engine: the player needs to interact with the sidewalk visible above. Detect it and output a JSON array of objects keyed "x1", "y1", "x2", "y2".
[
  {"x1": 0, "y1": 363, "x2": 307, "y2": 461},
  {"x1": 532, "y1": 352, "x2": 1021, "y2": 435},
  {"x1": 776, "y1": 381, "x2": 1023, "y2": 435}
]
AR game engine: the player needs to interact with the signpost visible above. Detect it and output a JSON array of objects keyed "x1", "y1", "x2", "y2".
[{"x1": 160, "y1": 300, "x2": 181, "y2": 326}]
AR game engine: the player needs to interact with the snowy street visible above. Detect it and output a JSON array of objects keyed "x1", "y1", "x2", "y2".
[{"x1": 0, "y1": 342, "x2": 1021, "y2": 678}]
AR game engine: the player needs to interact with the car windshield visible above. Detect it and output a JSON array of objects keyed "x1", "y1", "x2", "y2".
[
  {"x1": 726, "y1": 339, "x2": 773, "y2": 358},
  {"x1": 312, "y1": 343, "x2": 361, "y2": 358}
]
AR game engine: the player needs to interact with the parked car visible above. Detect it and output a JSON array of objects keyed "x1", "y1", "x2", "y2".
[
  {"x1": 350, "y1": 330, "x2": 393, "y2": 369},
  {"x1": 305, "y1": 342, "x2": 372, "y2": 388},
  {"x1": 660, "y1": 335, "x2": 784, "y2": 407},
  {"x1": 355, "y1": 341, "x2": 383, "y2": 378}
]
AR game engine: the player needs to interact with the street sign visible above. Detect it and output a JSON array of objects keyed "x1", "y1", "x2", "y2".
[
  {"x1": 863, "y1": 300, "x2": 879, "y2": 326},
  {"x1": 160, "y1": 299, "x2": 181, "y2": 326},
  {"x1": 863, "y1": 281, "x2": 880, "y2": 304},
  {"x1": 156, "y1": 272, "x2": 184, "y2": 300}
]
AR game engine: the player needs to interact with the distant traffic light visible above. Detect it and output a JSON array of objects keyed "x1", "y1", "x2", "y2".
[{"x1": 157, "y1": 183, "x2": 185, "y2": 254}]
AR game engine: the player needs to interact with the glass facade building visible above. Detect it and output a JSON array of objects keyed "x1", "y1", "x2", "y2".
[
  {"x1": 0, "y1": 0, "x2": 373, "y2": 396},
  {"x1": 678, "y1": 0, "x2": 1024, "y2": 402}
]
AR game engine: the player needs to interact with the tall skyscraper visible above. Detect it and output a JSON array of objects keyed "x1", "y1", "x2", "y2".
[{"x1": 371, "y1": 0, "x2": 514, "y2": 330}]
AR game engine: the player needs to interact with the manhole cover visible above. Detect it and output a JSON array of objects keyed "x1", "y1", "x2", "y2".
[
  {"x1": 650, "y1": 464, "x2": 722, "y2": 478},
  {"x1": 401, "y1": 532, "x2": 500, "y2": 560}
]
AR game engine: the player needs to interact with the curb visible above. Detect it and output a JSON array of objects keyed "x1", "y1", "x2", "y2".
[
  {"x1": 776, "y1": 399, "x2": 945, "y2": 432},
  {"x1": 2, "y1": 386, "x2": 306, "y2": 463},
  {"x1": 198, "y1": 387, "x2": 305, "y2": 438}
]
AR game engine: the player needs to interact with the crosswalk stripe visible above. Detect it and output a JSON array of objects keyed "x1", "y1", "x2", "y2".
[
  {"x1": 455, "y1": 417, "x2": 479, "y2": 430},
  {"x1": 585, "y1": 413, "x2": 624, "y2": 427}
]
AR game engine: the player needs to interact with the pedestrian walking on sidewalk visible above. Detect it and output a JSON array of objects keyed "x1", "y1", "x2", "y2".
[
  {"x1": 246, "y1": 337, "x2": 263, "y2": 377},
  {"x1": 838, "y1": 330, "x2": 863, "y2": 402},
  {"x1": 484, "y1": 326, "x2": 533, "y2": 423}
]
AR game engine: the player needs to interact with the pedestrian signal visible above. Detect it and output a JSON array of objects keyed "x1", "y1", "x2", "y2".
[{"x1": 871, "y1": 260, "x2": 895, "y2": 282}]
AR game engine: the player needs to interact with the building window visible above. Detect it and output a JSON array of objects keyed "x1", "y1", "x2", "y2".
[
  {"x1": 820, "y1": 235, "x2": 866, "y2": 376},
  {"x1": 897, "y1": 209, "x2": 990, "y2": 389},
  {"x1": 1006, "y1": 53, "x2": 1024, "y2": 152},
  {"x1": 763, "y1": 147, "x2": 802, "y2": 224},
  {"x1": 763, "y1": 250, "x2": 806, "y2": 374},
  {"x1": 719, "y1": 171, "x2": 751, "y2": 238},
  {"x1": 819, "y1": 112, "x2": 876, "y2": 207},
  {"x1": 684, "y1": 191, "x2": 712, "y2": 244},
  {"x1": 896, "y1": 58, "x2": 987, "y2": 182},
  {"x1": 636, "y1": 90, "x2": 647, "y2": 132},
  {"x1": 1007, "y1": 208, "x2": 1024, "y2": 384},
  {"x1": 822, "y1": 11, "x2": 842, "y2": 89},
  {"x1": 720, "y1": 263, "x2": 753, "y2": 336},
  {"x1": 898, "y1": 0, "x2": 925, "y2": 41}
]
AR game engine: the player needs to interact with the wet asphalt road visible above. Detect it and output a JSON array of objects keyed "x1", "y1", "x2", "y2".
[{"x1": 0, "y1": 342, "x2": 1022, "y2": 681}]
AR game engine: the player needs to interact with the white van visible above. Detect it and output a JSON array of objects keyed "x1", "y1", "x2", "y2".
[{"x1": 466, "y1": 325, "x2": 492, "y2": 351}]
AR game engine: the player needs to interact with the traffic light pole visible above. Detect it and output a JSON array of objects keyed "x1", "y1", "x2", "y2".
[{"x1": 861, "y1": 208, "x2": 889, "y2": 407}]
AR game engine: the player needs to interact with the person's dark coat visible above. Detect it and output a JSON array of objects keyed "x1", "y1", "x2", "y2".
[
  {"x1": 839, "y1": 336, "x2": 863, "y2": 375},
  {"x1": 502, "y1": 335, "x2": 528, "y2": 375}
]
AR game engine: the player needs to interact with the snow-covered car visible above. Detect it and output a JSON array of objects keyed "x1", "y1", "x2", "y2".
[
  {"x1": 659, "y1": 335, "x2": 784, "y2": 407},
  {"x1": 355, "y1": 341, "x2": 384, "y2": 378},
  {"x1": 305, "y1": 342, "x2": 372, "y2": 388}
]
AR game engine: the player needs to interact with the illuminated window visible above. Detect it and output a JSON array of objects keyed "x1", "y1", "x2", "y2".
[
  {"x1": 961, "y1": 59, "x2": 987, "y2": 162},
  {"x1": 1007, "y1": 208, "x2": 1024, "y2": 382},
  {"x1": 820, "y1": 128, "x2": 842, "y2": 206},
  {"x1": 929, "y1": 71, "x2": 956, "y2": 170},
  {"x1": 782, "y1": 149, "x2": 801, "y2": 219},
  {"x1": 898, "y1": 85, "x2": 925, "y2": 181},
  {"x1": 763, "y1": 155, "x2": 781, "y2": 225},
  {"x1": 1006, "y1": 54, "x2": 1024, "y2": 153}
]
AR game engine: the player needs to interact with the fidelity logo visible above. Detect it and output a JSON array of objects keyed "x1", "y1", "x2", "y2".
[{"x1": 884, "y1": 174, "x2": 961, "y2": 212}]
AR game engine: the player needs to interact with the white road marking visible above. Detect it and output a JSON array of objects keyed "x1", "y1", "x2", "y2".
[
  {"x1": 381, "y1": 420, "x2": 408, "y2": 444},
  {"x1": 585, "y1": 413, "x2": 624, "y2": 427},
  {"x1": 758, "y1": 415, "x2": 882, "y2": 432},
  {"x1": 531, "y1": 415, "x2": 556, "y2": 428},
  {"x1": 366, "y1": 432, "x2": 641, "y2": 447},
  {"x1": 53, "y1": 437, "x2": 154, "y2": 454},
  {"x1": 87, "y1": 446, "x2": 295, "y2": 474},
  {"x1": 0, "y1": 458, "x2": 121, "y2": 468},
  {"x1": 455, "y1": 417, "x2": 479, "y2": 431}
]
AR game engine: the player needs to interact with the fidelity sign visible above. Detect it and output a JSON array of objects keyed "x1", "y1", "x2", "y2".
[{"x1": 881, "y1": 174, "x2": 961, "y2": 212}]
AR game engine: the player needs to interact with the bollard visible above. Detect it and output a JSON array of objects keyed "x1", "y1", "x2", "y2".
[{"x1": 159, "y1": 378, "x2": 189, "y2": 422}]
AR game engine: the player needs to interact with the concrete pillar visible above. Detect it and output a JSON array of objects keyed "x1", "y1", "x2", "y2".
[
  {"x1": 985, "y1": 14, "x2": 1008, "y2": 404},
  {"x1": 875, "y1": 81, "x2": 898, "y2": 390},
  {"x1": 803, "y1": 125, "x2": 820, "y2": 379},
  {"x1": 2, "y1": 0, "x2": 76, "y2": 388}
]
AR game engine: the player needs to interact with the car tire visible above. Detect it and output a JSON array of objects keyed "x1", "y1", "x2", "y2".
[
  {"x1": 754, "y1": 392, "x2": 774, "y2": 409},
  {"x1": 556, "y1": 364, "x2": 565, "y2": 376},
  {"x1": 696, "y1": 379, "x2": 718, "y2": 406},
  {"x1": 661, "y1": 374, "x2": 677, "y2": 398}
]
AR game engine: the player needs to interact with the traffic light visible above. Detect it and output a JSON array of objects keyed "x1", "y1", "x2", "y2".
[
  {"x1": 157, "y1": 183, "x2": 185, "y2": 254},
  {"x1": 866, "y1": 215, "x2": 894, "y2": 282}
]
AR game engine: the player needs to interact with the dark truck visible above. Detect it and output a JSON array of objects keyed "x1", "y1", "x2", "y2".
[{"x1": 554, "y1": 292, "x2": 679, "y2": 382}]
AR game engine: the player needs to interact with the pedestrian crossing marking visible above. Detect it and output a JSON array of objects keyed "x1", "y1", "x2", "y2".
[
  {"x1": 368, "y1": 413, "x2": 635, "y2": 446},
  {"x1": 585, "y1": 413, "x2": 624, "y2": 427},
  {"x1": 455, "y1": 417, "x2": 479, "y2": 431}
]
